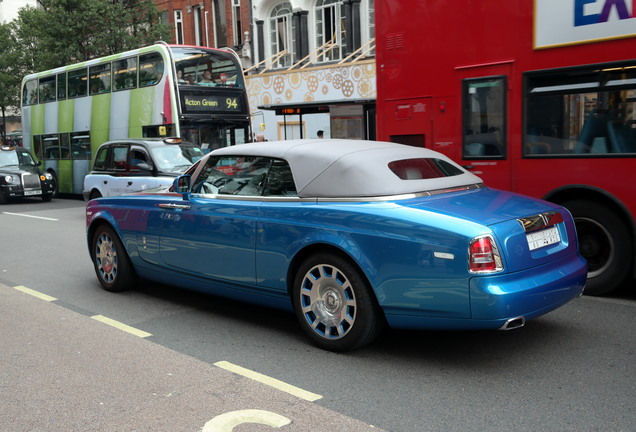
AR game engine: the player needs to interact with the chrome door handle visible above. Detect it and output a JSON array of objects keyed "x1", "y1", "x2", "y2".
[{"x1": 158, "y1": 203, "x2": 191, "y2": 210}]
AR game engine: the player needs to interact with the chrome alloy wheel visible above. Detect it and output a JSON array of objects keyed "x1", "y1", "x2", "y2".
[
  {"x1": 299, "y1": 263, "x2": 357, "y2": 340},
  {"x1": 95, "y1": 232, "x2": 118, "y2": 283}
]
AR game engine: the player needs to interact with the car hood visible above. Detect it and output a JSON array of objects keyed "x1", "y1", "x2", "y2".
[{"x1": 0, "y1": 165, "x2": 41, "y2": 176}]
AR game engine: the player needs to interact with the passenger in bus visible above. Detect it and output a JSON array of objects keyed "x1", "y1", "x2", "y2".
[
  {"x1": 177, "y1": 69, "x2": 187, "y2": 84},
  {"x1": 199, "y1": 70, "x2": 214, "y2": 85}
]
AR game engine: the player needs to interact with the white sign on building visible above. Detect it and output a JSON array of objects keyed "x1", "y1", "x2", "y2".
[{"x1": 535, "y1": 0, "x2": 636, "y2": 49}]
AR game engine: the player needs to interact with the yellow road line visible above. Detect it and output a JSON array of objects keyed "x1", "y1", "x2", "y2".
[
  {"x1": 214, "y1": 360, "x2": 323, "y2": 402},
  {"x1": 14, "y1": 285, "x2": 57, "y2": 302},
  {"x1": 91, "y1": 315, "x2": 153, "y2": 338}
]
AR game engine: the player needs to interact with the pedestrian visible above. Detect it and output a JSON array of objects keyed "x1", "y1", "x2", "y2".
[
  {"x1": 317, "y1": 130, "x2": 324, "y2": 138},
  {"x1": 255, "y1": 133, "x2": 266, "y2": 142}
]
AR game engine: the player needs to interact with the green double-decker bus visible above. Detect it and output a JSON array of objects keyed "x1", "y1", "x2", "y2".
[{"x1": 21, "y1": 42, "x2": 251, "y2": 195}]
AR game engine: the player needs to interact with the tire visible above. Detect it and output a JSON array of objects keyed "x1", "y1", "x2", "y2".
[
  {"x1": 89, "y1": 190, "x2": 103, "y2": 200},
  {"x1": 292, "y1": 253, "x2": 384, "y2": 351},
  {"x1": 0, "y1": 193, "x2": 6, "y2": 204},
  {"x1": 563, "y1": 200, "x2": 632, "y2": 296},
  {"x1": 42, "y1": 193, "x2": 53, "y2": 202},
  {"x1": 49, "y1": 171, "x2": 58, "y2": 198},
  {"x1": 91, "y1": 224, "x2": 136, "y2": 292}
]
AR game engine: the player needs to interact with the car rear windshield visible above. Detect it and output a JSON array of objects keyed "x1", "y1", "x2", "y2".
[{"x1": 388, "y1": 158, "x2": 464, "y2": 180}]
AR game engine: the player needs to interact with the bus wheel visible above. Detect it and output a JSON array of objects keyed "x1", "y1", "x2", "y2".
[
  {"x1": 563, "y1": 200, "x2": 632, "y2": 296},
  {"x1": 49, "y1": 171, "x2": 58, "y2": 197}
]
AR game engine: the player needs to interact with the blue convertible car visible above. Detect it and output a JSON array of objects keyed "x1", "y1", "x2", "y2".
[{"x1": 86, "y1": 139, "x2": 586, "y2": 351}]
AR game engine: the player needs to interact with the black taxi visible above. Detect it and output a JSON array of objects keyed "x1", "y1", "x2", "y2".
[{"x1": 0, "y1": 146, "x2": 55, "y2": 203}]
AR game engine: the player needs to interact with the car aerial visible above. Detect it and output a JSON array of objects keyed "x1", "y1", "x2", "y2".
[
  {"x1": 82, "y1": 137, "x2": 204, "y2": 200},
  {"x1": 0, "y1": 145, "x2": 55, "y2": 204},
  {"x1": 86, "y1": 139, "x2": 587, "y2": 351}
]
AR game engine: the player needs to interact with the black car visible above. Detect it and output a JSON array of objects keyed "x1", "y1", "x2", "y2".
[{"x1": 0, "y1": 146, "x2": 55, "y2": 203}]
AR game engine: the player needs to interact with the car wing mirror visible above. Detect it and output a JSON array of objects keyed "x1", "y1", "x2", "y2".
[
  {"x1": 137, "y1": 162, "x2": 153, "y2": 171},
  {"x1": 174, "y1": 174, "x2": 191, "y2": 200}
]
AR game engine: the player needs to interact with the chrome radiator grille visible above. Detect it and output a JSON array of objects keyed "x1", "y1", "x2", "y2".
[{"x1": 22, "y1": 173, "x2": 40, "y2": 189}]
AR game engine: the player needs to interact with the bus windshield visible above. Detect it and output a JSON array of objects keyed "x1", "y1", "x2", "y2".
[{"x1": 171, "y1": 47, "x2": 243, "y2": 88}]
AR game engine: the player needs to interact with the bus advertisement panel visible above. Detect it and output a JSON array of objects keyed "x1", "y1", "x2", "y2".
[
  {"x1": 375, "y1": 0, "x2": 636, "y2": 295},
  {"x1": 21, "y1": 43, "x2": 250, "y2": 196}
]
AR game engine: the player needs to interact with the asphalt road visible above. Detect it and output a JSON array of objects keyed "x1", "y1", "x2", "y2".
[{"x1": 1, "y1": 197, "x2": 635, "y2": 432}]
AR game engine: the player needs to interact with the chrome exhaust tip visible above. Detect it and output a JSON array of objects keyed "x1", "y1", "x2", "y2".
[{"x1": 499, "y1": 316, "x2": 525, "y2": 330}]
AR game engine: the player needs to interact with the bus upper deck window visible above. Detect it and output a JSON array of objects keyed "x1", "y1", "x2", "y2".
[{"x1": 140, "y1": 53, "x2": 164, "y2": 87}]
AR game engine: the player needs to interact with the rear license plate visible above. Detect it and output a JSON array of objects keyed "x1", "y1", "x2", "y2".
[
  {"x1": 526, "y1": 226, "x2": 560, "y2": 251},
  {"x1": 24, "y1": 189, "x2": 41, "y2": 196}
]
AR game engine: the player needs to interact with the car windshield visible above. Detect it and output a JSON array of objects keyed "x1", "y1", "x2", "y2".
[
  {"x1": 150, "y1": 145, "x2": 204, "y2": 172},
  {"x1": 0, "y1": 148, "x2": 36, "y2": 168}
]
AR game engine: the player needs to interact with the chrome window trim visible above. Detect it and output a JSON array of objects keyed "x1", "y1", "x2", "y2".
[{"x1": 191, "y1": 183, "x2": 484, "y2": 203}]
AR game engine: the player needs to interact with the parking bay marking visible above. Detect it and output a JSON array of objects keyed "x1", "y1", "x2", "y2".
[
  {"x1": 214, "y1": 361, "x2": 322, "y2": 402},
  {"x1": 13, "y1": 285, "x2": 58, "y2": 302},
  {"x1": 2, "y1": 212, "x2": 59, "y2": 221},
  {"x1": 91, "y1": 315, "x2": 153, "y2": 338},
  {"x1": 13, "y1": 285, "x2": 320, "y2": 404}
]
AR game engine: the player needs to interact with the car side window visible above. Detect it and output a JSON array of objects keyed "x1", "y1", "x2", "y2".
[
  {"x1": 107, "y1": 146, "x2": 129, "y2": 171},
  {"x1": 93, "y1": 146, "x2": 110, "y2": 170},
  {"x1": 263, "y1": 159, "x2": 297, "y2": 197},
  {"x1": 192, "y1": 155, "x2": 271, "y2": 196},
  {"x1": 129, "y1": 148, "x2": 150, "y2": 172}
]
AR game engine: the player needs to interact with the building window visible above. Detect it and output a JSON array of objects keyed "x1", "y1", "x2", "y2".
[
  {"x1": 269, "y1": 2, "x2": 295, "y2": 68},
  {"x1": 316, "y1": 0, "x2": 345, "y2": 62},
  {"x1": 232, "y1": 0, "x2": 242, "y2": 46},
  {"x1": 174, "y1": 10, "x2": 184, "y2": 44},
  {"x1": 213, "y1": 0, "x2": 227, "y2": 48},
  {"x1": 193, "y1": 5, "x2": 204, "y2": 46}
]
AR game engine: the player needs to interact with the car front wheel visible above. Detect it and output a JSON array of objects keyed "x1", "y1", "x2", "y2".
[
  {"x1": 292, "y1": 253, "x2": 383, "y2": 351},
  {"x1": 91, "y1": 224, "x2": 136, "y2": 292}
]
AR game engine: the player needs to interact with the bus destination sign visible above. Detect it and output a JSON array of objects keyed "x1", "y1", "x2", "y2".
[{"x1": 182, "y1": 93, "x2": 243, "y2": 114}]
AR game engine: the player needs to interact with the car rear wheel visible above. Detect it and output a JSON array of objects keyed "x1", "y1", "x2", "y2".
[
  {"x1": 89, "y1": 190, "x2": 102, "y2": 200},
  {"x1": 563, "y1": 200, "x2": 631, "y2": 296},
  {"x1": 91, "y1": 224, "x2": 136, "y2": 292},
  {"x1": 292, "y1": 253, "x2": 383, "y2": 351}
]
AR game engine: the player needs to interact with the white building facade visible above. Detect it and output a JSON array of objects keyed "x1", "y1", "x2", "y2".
[
  {"x1": 246, "y1": 0, "x2": 376, "y2": 141},
  {"x1": 0, "y1": 0, "x2": 39, "y2": 23}
]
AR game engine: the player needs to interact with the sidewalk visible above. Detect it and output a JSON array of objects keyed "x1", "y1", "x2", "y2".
[{"x1": 0, "y1": 283, "x2": 385, "y2": 432}]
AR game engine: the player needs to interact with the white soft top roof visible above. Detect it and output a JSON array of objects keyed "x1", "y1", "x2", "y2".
[{"x1": 210, "y1": 139, "x2": 483, "y2": 198}]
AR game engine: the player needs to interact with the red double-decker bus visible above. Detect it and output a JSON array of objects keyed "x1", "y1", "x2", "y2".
[{"x1": 376, "y1": 0, "x2": 636, "y2": 295}]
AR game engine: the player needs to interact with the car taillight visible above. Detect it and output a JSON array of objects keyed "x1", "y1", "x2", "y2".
[{"x1": 469, "y1": 235, "x2": 503, "y2": 274}]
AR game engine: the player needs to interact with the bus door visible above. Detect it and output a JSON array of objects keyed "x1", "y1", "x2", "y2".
[
  {"x1": 382, "y1": 97, "x2": 432, "y2": 148},
  {"x1": 458, "y1": 65, "x2": 512, "y2": 190}
]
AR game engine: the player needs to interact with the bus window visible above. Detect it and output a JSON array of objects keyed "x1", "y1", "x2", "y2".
[
  {"x1": 60, "y1": 133, "x2": 71, "y2": 159},
  {"x1": 89, "y1": 64, "x2": 111, "y2": 95},
  {"x1": 33, "y1": 135, "x2": 43, "y2": 159},
  {"x1": 463, "y1": 77, "x2": 506, "y2": 159},
  {"x1": 68, "y1": 68, "x2": 87, "y2": 98},
  {"x1": 57, "y1": 72, "x2": 67, "y2": 100},
  {"x1": 139, "y1": 53, "x2": 163, "y2": 87},
  {"x1": 39, "y1": 76, "x2": 56, "y2": 103},
  {"x1": 113, "y1": 57, "x2": 137, "y2": 91},
  {"x1": 525, "y1": 65, "x2": 636, "y2": 156},
  {"x1": 43, "y1": 135, "x2": 60, "y2": 159},
  {"x1": 23, "y1": 80, "x2": 38, "y2": 105},
  {"x1": 70, "y1": 133, "x2": 91, "y2": 160}
]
